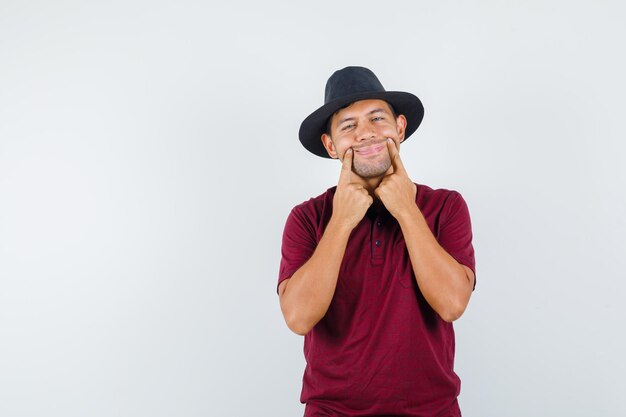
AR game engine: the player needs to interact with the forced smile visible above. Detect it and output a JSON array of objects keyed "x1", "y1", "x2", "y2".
[{"x1": 354, "y1": 141, "x2": 387, "y2": 157}]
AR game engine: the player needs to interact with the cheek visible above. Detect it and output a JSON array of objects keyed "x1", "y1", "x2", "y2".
[
  {"x1": 388, "y1": 126, "x2": 403, "y2": 140},
  {"x1": 333, "y1": 139, "x2": 350, "y2": 154},
  {"x1": 377, "y1": 123, "x2": 395, "y2": 134}
]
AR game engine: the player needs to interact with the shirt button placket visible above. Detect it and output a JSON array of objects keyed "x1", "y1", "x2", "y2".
[{"x1": 372, "y1": 217, "x2": 384, "y2": 263}]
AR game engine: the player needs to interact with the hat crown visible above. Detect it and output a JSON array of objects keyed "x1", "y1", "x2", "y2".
[{"x1": 324, "y1": 66, "x2": 386, "y2": 104}]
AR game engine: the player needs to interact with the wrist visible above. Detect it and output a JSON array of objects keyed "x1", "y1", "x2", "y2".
[
  {"x1": 327, "y1": 216, "x2": 356, "y2": 236},
  {"x1": 396, "y1": 204, "x2": 422, "y2": 226}
]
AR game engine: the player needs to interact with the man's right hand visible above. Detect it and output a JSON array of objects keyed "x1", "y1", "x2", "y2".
[{"x1": 331, "y1": 148, "x2": 373, "y2": 230}]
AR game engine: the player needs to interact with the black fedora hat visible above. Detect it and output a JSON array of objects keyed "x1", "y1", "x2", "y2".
[{"x1": 299, "y1": 66, "x2": 424, "y2": 158}]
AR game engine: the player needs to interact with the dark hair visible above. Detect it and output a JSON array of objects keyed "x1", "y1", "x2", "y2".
[{"x1": 324, "y1": 100, "x2": 398, "y2": 137}]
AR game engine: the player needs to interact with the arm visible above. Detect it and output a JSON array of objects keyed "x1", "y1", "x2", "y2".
[
  {"x1": 396, "y1": 206, "x2": 474, "y2": 322},
  {"x1": 375, "y1": 139, "x2": 474, "y2": 322},
  {"x1": 279, "y1": 148, "x2": 372, "y2": 335},
  {"x1": 279, "y1": 219, "x2": 352, "y2": 335}
]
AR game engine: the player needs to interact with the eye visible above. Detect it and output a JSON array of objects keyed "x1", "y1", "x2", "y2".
[
  {"x1": 341, "y1": 124, "x2": 355, "y2": 131},
  {"x1": 372, "y1": 116, "x2": 384, "y2": 122}
]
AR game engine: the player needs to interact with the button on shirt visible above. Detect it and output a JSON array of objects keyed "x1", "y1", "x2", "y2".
[{"x1": 278, "y1": 183, "x2": 476, "y2": 417}]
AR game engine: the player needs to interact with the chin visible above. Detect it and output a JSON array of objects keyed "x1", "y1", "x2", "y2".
[{"x1": 354, "y1": 160, "x2": 392, "y2": 178}]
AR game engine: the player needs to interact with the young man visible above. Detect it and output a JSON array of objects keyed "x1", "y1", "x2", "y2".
[{"x1": 278, "y1": 66, "x2": 476, "y2": 417}]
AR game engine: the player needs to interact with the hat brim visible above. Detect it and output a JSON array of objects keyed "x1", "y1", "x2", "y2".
[{"x1": 298, "y1": 91, "x2": 424, "y2": 158}]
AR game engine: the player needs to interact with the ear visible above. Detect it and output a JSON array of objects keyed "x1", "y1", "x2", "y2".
[
  {"x1": 321, "y1": 133, "x2": 338, "y2": 159},
  {"x1": 396, "y1": 114, "x2": 407, "y2": 142}
]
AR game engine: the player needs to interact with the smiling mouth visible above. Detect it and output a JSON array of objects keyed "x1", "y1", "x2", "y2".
[{"x1": 354, "y1": 140, "x2": 388, "y2": 156}]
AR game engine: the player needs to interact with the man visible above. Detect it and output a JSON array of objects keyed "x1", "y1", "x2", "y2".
[{"x1": 277, "y1": 66, "x2": 476, "y2": 417}]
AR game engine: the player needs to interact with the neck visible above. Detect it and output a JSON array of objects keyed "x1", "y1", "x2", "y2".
[
  {"x1": 356, "y1": 165, "x2": 394, "y2": 197},
  {"x1": 362, "y1": 176, "x2": 384, "y2": 196}
]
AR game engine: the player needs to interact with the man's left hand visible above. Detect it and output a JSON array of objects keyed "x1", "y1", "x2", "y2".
[{"x1": 375, "y1": 138, "x2": 417, "y2": 219}]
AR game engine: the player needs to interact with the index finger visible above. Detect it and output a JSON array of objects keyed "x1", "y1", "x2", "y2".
[
  {"x1": 338, "y1": 148, "x2": 353, "y2": 186},
  {"x1": 386, "y1": 138, "x2": 406, "y2": 174}
]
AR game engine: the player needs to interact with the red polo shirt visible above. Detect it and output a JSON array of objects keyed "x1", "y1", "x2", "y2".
[{"x1": 278, "y1": 183, "x2": 475, "y2": 417}]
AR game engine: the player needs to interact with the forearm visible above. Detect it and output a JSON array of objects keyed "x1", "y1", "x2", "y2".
[
  {"x1": 397, "y1": 206, "x2": 473, "y2": 322},
  {"x1": 279, "y1": 218, "x2": 352, "y2": 335}
]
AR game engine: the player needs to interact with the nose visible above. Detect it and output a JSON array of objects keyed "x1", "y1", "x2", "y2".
[{"x1": 354, "y1": 120, "x2": 376, "y2": 142}]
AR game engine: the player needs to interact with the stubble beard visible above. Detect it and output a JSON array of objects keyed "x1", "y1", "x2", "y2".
[{"x1": 352, "y1": 153, "x2": 392, "y2": 178}]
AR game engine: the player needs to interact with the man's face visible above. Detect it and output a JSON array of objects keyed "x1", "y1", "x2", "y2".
[{"x1": 321, "y1": 99, "x2": 407, "y2": 178}]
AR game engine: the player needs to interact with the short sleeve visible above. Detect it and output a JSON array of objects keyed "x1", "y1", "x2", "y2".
[
  {"x1": 277, "y1": 206, "x2": 318, "y2": 294},
  {"x1": 438, "y1": 191, "x2": 476, "y2": 288}
]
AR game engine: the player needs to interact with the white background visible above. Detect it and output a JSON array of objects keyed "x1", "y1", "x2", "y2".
[{"x1": 1, "y1": 1, "x2": 625, "y2": 416}]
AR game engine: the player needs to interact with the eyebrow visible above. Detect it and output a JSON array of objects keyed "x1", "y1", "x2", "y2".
[{"x1": 337, "y1": 108, "x2": 387, "y2": 126}]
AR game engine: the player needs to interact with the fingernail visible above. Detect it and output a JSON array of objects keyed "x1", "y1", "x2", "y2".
[
  {"x1": 346, "y1": 148, "x2": 352, "y2": 153},
  {"x1": 387, "y1": 138, "x2": 393, "y2": 142}
]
